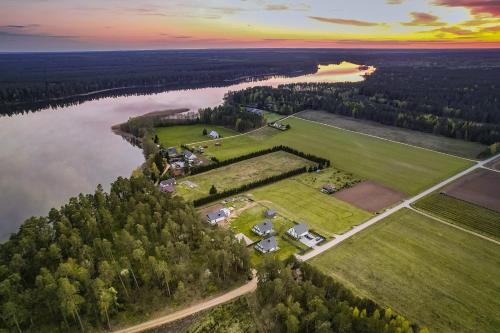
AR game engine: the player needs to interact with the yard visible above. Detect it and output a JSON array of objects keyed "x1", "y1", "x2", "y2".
[
  {"x1": 177, "y1": 151, "x2": 313, "y2": 201},
  {"x1": 193, "y1": 116, "x2": 473, "y2": 195},
  {"x1": 155, "y1": 124, "x2": 238, "y2": 148},
  {"x1": 413, "y1": 192, "x2": 500, "y2": 241},
  {"x1": 310, "y1": 208, "x2": 500, "y2": 333},
  {"x1": 249, "y1": 177, "x2": 372, "y2": 238}
]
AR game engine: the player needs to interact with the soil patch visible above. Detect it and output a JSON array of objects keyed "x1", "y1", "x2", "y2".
[
  {"x1": 334, "y1": 181, "x2": 406, "y2": 213},
  {"x1": 442, "y1": 169, "x2": 500, "y2": 213}
]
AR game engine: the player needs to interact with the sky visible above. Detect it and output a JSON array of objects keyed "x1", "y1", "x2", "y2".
[{"x1": 0, "y1": 0, "x2": 499, "y2": 51}]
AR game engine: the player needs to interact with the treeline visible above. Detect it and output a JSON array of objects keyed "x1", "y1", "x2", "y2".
[
  {"x1": 193, "y1": 167, "x2": 307, "y2": 207},
  {"x1": 227, "y1": 66, "x2": 500, "y2": 145},
  {"x1": 253, "y1": 256, "x2": 426, "y2": 333},
  {"x1": 199, "y1": 104, "x2": 265, "y2": 133},
  {"x1": 190, "y1": 145, "x2": 330, "y2": 175},
  {"x1": 0, "y1": 176, "x2": 251, "y2": 332}
]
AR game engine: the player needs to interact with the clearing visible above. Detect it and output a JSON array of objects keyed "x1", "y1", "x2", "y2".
[
  {"x1": 177, "y1": 151, "x2": 313, "y2": 201},
  {"x1": 414, "y1": 192, "x2": 500, "y2": 241},
  {"x1": 442, "y1": 168, "x2": 500, "y2": 212},
  {"x1": 297, "y1": 110, "x2": 486, "y2": 159},
  {"x1": 249, "y1": 176, "x2": 372, "y2": 238},
  {"x1": 155, "y1": 124, "x2": 238, "y2": 148},
  {"x1": 194, "y1": 117, "x2": 473, "y2": 195},
  {"x1": 310, "y1": 208, "x2": 500, "y2": 333},
  {"x1": 334, "y1": 181, "x2": 406, "y2": 213}
]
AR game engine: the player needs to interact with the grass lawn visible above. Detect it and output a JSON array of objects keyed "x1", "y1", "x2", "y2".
[
  {"x1": 194, "y1": 117, "x2": 473, "y2": 195},
  {"x1": 297, "y1": 110, "x2": 487, "y2": 159},
  {"x1": 155, "y1": 124, "x2": 238, "y2": 148},
  {"x1": 310, "y1": 208, "x2": 500, "y2": 333},
  {"x1": 413, "y1": 192, "x2": 500, "y2": 241},
  {"x1": 177, "y1": 151, "x2": 312, "y2": 201},
  {"x1": 249, "y1": 177, "x2": 372, "y2": 238}
]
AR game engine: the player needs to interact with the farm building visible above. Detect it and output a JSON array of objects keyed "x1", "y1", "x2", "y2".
[
  {"x1": 287, "y1": 223, "x2": 309, "y2": 239},
  {"x1": 166, "y1": 147, "x2": 178, "y2": 158},
  {"x1": 183, "y1": 150, "x2": 197, "y2": 163},
  {"x1": 159, "y1": 178, "x2": 176, "y2": 193},
  {"x1": 206, "y1": 208, "x2": 231, "y2": 225},
  {"x1": 255, "y1": 236, "x2": 278, "y2": 253},
  {"x1": 265, "y1": 209, "x2": 277, "y2": 218},
  {"x1": 252, "y1": 220, "x2": 274, "y2": 236},
  {"x1": 321, "y1": 184, "x2": 336, "y2": 194},
  {"x1": 209, "y1": 130, "x2": 219, "y2": 139},
  {"x1": 245, "y1": 107, "x2": 264, "y2": 116}
]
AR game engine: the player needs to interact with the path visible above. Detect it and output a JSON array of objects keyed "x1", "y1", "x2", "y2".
[
  {"x1": 112, "y1": 271, "x2": 257, "y2": 333},
  {"x1": 298, "y1": 152, "x2": 500, "y2": 260}
]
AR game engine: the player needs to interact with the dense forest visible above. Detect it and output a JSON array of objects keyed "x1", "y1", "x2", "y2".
[
  {"x1": 2, "y1": 49, "x2": 499, "y2": 115},
  {"x1": 0, "y1": 175, "x2": 251, "y2": 332},
  {"x1": 227, "y1": 65, "x2": 500, "y2": 145},
  {"x1": 187, "y1": 256, "x2": 428, "y2": 333}
]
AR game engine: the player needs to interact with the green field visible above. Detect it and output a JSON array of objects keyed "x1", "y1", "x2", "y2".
[
  {"x1": 297, "y1": 110, "x2": 487, "y2": 159},
  {"x1": 249, "y1": 177, "x2": 371, "y2": 238},
  {"x1": 310, "y1": 208, "x2": 500, "y2": 333},
  {"x1": 155, "y1": 124, "x2": 238, "y2": 148},
  {"x1": 413, "y1": 193, "x2": 500, "y2": 241},
  {"x1": 177, "y1": 151, "x2": 312, "y2": 201},
  {"x1": 192, "y1": 117, "x2": 472, "y2": 195}
]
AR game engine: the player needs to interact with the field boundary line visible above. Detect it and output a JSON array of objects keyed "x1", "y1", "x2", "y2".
[
  {"x1": 481, "y1": 166, "x2": 500, "y2": 174},
  {"x1": 292, "y1": 113, "x2": 477, "y2": 163},
  {"x1": 186, "y1": 114, "x2": 294, "y2": 146},
  {"x1": 409, "y1": 206, "x2": 500, "y2": 246}
]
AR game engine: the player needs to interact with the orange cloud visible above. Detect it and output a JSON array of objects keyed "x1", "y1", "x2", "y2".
[
  {"x1": 309, "y1": 16, "x2": 384, "y2": 27},
  {"x1": 402, "y1": 12, "x2": 446, "y2": 26},
  {"x1": 434, "y1": 0, "x2": 500, "y2": 16}
]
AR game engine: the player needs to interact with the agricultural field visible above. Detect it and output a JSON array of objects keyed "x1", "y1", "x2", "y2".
[
  {"x1": 414, "y1": 193, "x2": 500, "y2": 241},
  {"x1": 177, "y1": 151, "x2": 313, "y2": 201},
  {"x1": 193, "y1": 117, "x2": 472, "y2": 195},
  {"x1": 442, "y1": 168, "x2": 500, "y2": 213},
  {"x1": 155, "y1": 124, "x2": 238, "y2": 148},
  {"x1": 310, "y1": 208, "x2": 500, "y2": 333},
  {"x1": 297, "y1": 110, "x2": 487, "y2": 159},
  {"x1": 249, "y1": 175, "x2": 372, "y2": 238}
]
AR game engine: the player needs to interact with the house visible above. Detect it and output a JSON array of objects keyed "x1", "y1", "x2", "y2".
[
  {"x1": 183, "y1": 150, "x2": 197, "y2": 163},
  {"x1": 255, "y1": 236, "x2": 278, "y2": 253},
  {"x1": 287, "y1": 223, "x2": 309, "y2": 239},
  {"x1": 321, "y1": 184, "x2": 336, "y2": 194},
  {"x1": 209, "y1": 130, "x2": 219, "y2": 139},
  {"x1": 265, "y1": 209, "x2": 277, "y2": 218},
  {"x1": 206, "y1": 208, "x2": 231, "y2": 225},
  {"x1": 252, "y1": 220, "x2": 274, "y2": 236},
  {"x1": 159, "y1": 178, "x2": 176, "y2": 193},
  {"x1": 245, "y1": 107, "x2": 264, "y2": 116},
  {"x1": 171, "y1": 161, "x2": 186, "y2": 176},
  {"x1": 166, "y1": 147, "x2": 178, "y2": 158}
]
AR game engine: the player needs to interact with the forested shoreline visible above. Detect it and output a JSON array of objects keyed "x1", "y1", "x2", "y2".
[{"x1": 0, "y1": 175, "x2": 251, "y2": 332}]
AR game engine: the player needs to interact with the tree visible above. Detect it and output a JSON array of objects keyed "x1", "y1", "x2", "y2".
[
  {"x1": 209, "y1": 185, "x2": 218, "y2": 195},
  {"x1": 57, "y1": 277, "x2": 85, "y2": 332},
  {"x1": 202, "y1": 128, "x2": 207, "y2": 135}
]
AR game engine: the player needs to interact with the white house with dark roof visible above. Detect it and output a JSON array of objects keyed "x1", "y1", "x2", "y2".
[
  {"x1": 166, "y1": 147, "x2": 178, "y2": 158},
  {"x1": 209, "y1": 130, "x2": 219, "y2": 139},
  {"x1": 287, "y1": 223, "x2": 309, "y2": 239},
  {"x1": 255, "y1": 236, "x2": 278, "y2": 253},
  {"x1": 159, "y1": 178, "x2": 176, "y2": 193},
  {"x1": 183, "y1": 150, "x2": 197, "y2": 163},
  {"x1": 206, "y1": 208, "x2": 231, "y2": 225},
  {"x1": 252, "y1": 220, "x2": 273, "y2": 236}
]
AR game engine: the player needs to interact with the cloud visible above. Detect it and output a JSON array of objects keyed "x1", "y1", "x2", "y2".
[
  {"x1": 387, "y1": 0, "x2": 404, "y2": 4},
  {"x1": 433, "y1": 0, "x2": 500, "y2": 16},
  {"x1": 265, "y1": 3, "x2": 310, "y2": 11},
  {"x1": 309, "y1": 16, "x2": 384, "y2": 27},
  {"x1": 265, "y1": 4, "x2": 289, "y2": 11},
  {"x1": 402, "y1": 12, "x2": 446, "y2": 26},
  {"x1": 428, "y1": 26, "x2": 475, "y2": 35}
]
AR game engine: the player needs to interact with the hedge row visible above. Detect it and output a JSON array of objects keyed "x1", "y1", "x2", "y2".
[
  {"x1": 193, "y1": 166, "x2": 307, "y2": 207},
  {"x1": 190, "y1": 145, "x2": 330, "y2": 175}
]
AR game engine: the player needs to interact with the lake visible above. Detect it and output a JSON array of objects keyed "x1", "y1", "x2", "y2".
[{"x1": 0, "y1": 62, "x2": 373, "y2": 239}]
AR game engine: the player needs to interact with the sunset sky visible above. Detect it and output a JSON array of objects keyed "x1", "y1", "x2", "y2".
[{"x1": 1, "y1": 0, "x2": 499, "y2": 51}]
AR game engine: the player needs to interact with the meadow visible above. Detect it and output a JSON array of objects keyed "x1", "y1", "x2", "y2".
[
  {"x1": 193, "y1": 117, "x2": 473, "y2": 195},
  {"x1": 249, "y1": 177, "x2": 372, "y2": 238},
  {"x1": 297, "y1": 110, "x2": 486, "y2": 159},
  {"x1": 155, "y1": 124, "x2": 238, "y2": 148},
  {"x1": 310, "y1": 208, "x2": 500, "y2": 333},
  {"x1": 177, "y1": 151, "x2": 312, "y2": 201},
  {"x1": 413, "y1": 193, "x2": 500, "y2": 241}
]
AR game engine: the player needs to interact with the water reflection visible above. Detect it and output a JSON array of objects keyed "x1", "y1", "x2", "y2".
[{"x1": 0, "y1": 62, "x2": 373, "y2": 239}]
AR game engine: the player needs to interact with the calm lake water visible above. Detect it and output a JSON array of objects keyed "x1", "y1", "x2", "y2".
[{"x1": 0, "y1": 62, "x2": 373, "y2": 239}]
